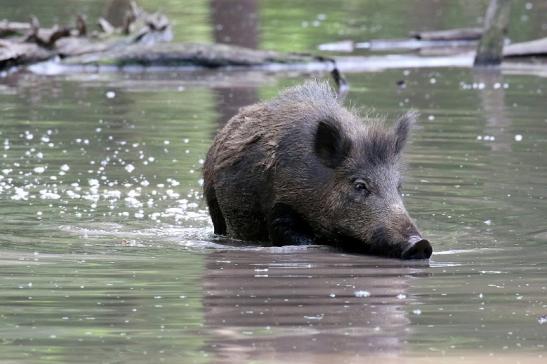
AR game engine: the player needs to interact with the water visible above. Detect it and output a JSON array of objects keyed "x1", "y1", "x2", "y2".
[{"x1": 1, "y1": 1, "x2": 547, "y2": 363}]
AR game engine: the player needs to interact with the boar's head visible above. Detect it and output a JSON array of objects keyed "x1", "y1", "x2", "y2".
[{"x1": 313, "y1": 111, "x2": 432, "y2": 260}]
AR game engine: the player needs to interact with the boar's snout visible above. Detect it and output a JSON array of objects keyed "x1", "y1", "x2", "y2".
[{"x1": 400, "y1": 236, "x2": 432, "y2": 260}]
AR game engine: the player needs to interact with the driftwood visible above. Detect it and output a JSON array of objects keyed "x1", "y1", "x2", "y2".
[
  {"x1": 318, "y1": 27, "x2": 485, "y2": 53},
  {"x1": 0, "y1": 39, "x2": 52, "y2": 69},
  {"x1": 0, "y1": 2, "x2": 343, "y2": 75},
  {"x1": 2, "y1": 1, "x2": 545, "y2": 75},
  {"x1": 318, "y1": 38, "x2": 476, "y2": 53},
  {"x1": 0, "y1": 20, "x2": 33, "y2": 37},
  {"x1": 410, "y1": 27, "x2": 483, "y2": 41},
  {"x1": 0, "y1": 2, "x2": 173, "y2": 70},
  {"x1": 504, "y1": 37, "x2": 547, "y2": 58},
  {"x1": 61, "y1": 42, "x2": 321, "y2": 68}
]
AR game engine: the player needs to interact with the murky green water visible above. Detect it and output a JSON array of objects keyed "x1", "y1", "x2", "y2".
[{"x1": 1, "y1": 1, "x2": 547, "y2": 363}]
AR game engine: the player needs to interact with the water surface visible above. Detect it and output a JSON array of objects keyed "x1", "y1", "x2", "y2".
[{"x1": 1, "y1": 65, "x2": 545, "y2": 363}]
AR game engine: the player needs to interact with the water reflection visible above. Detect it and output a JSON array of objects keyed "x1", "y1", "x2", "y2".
[
  {"x1": 210, "y1": 0, "x2": 260, "y2": 126},
  {"x1": 103, "y1": 0, "x2": 132, "y2": 28},
  {"x1": 202, "y1": 249, "x2": 430, "y2": 362},
  {"x1": 210, "y1": 0, "x2": 259, "y2": 49},
  {"x1": 473, "y1": 68, "x2": 512, "y2": 152}
]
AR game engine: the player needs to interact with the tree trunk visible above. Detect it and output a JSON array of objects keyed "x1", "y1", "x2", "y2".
[{"x1": 474, "y1": 0, "x2": 512, "y2": 66}]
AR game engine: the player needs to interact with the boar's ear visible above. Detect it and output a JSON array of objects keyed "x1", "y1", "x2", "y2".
[
  {"x1": 393, "y1": 111, "x2": 418, "y2": 154},
  {"x1": 314, "y1": 119, "x2": 351, "y2": 168}
]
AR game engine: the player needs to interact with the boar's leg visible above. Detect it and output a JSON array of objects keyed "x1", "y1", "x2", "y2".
[
  {"x1": 205, "y1": 186, "x2": 227, "y2": 235},
  {"x1": 268, "y1": 203, "x2": 315, "y2": 246}
]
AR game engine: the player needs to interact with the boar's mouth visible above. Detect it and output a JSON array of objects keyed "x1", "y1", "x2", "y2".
[{"x1": 325, "y1": 230, "x2": 432, "y2": 260}]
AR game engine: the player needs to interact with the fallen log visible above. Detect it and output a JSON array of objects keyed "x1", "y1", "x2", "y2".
[
  {"x1": 0, "y1": 3, "x2": 337, "y2": 73},
  {"x1": 0, "y1": 20, "x2": 33, "y2": 37},
  {"x1": 2, "y1": 1, "x2": 545, "y2": 76},
  {"x1": 0, "y1": 1, "x2": 173, "y2": 71},
  {"x1": 318, "y1": 27, "x2": 485, "y2": 53},
  {"x1": 504, "y1": 37, "x2": 547, "y2": 58},
  {"x1": 0, "y1": 39, "x2": 52, "y2": 69},
  {"x1": 318, "y1": 38, "x2": 476, "y2": 53},
  {"x1": 410, "y1": 27, "x2": 483, "y2": 41},
  {"x1": 61, "y1": 42, "x2": 320, "y2": 68}
]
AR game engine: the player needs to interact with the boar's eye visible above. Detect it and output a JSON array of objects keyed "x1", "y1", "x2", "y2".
[{"x1": 353, "y1": 179, "x2": 370, "y2": 195}]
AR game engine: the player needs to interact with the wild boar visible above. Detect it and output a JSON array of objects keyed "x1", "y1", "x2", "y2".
[{"x1": 203, "y1": 81, "x2": 432, "y2": 259}]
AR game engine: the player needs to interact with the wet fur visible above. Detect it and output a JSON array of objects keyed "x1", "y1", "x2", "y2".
[{"x1": 203, "y1": 81, "x2": 419, "y2": 254}]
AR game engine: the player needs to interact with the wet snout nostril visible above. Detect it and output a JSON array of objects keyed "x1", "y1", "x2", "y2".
[{"x1": 401, "y1": 238, "x2": 432, "y2": 260}]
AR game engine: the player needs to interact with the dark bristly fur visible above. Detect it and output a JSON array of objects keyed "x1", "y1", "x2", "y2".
[{"x1": 203, "y1": 81, "x2": 431, "y2": 259}]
